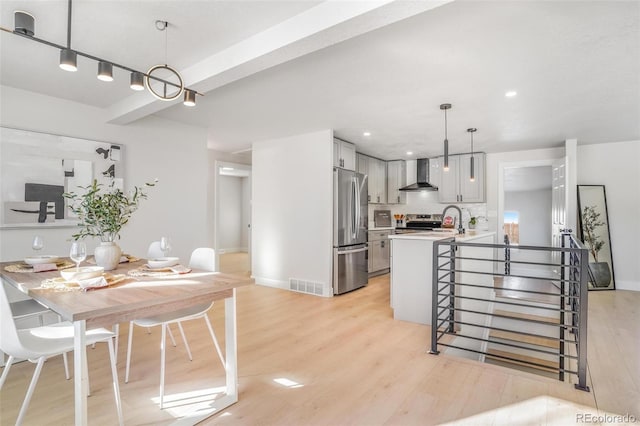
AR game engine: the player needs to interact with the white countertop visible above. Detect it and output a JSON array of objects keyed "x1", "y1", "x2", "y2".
[
  {"x1": 369, "y1": 227, "x2": 394, "y2": 231},
  {"x1": 388, "y1": 230, "x2": 495, "y2": 241}
]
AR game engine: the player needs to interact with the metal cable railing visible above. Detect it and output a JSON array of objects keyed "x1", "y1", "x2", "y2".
[{"x1": 429, "y1": 232, "x2": 590, "y2": 391}]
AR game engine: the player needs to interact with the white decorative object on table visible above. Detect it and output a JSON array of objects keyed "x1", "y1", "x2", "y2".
[
  {"x1": 147, "y1": 257, "x2": 180, "y2": 269},
  {"x1": 94, "y1": 242, "x2": 122, "y2": 271},
  {"x1": 60, "y1": 266, "x2": 104, "y2": 281},
  {"x1": 24, "y1": 255, "x2": 60, "y2": 265}
]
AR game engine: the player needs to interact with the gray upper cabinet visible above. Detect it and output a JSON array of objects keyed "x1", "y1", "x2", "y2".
[
  {"x1": 438, "y1": 153, "x2": 486, "y2": 203},
  {"x1": 357, "y1": 153, "x2": 386, "y2": 203},
  {"x1": 334, "y1": 138, "x2": 356, "y2": 171},
  {"x1": 387, "y1": 160, "x2": 406, "y2": 204}
]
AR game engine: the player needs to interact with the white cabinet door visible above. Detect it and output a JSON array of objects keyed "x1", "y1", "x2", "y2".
[
  {"x1": 387, "y1": 160, "x2": 406, "y2": 204},
  {"x1": 341, "y1": 142, "x2": 356, "y2": 171},
  {"x1": 373, "y1": 158, "x2": 387, "y2": 203},
  {"x1": 429, "y1": 157, "x2": 442, "y2": 190},
  {"x1": 438, "y1": 154, "x2": 485, "y2": 203},
  {"x1": 459, "y1": 153, "x2": 485, "y2": 203},
  {"x1": 438, "y1": 155, "x2": 460, "y2": 203},
  {"x1": 333, "y1": 138, "x2": 356, "y2": 171}
]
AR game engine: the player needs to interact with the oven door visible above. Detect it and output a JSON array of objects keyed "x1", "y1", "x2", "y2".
[{"x1": 333, "y1": 244, "x2": 368, "y2": 295}]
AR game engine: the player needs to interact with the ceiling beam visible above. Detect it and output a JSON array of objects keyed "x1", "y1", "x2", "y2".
[{"x1": 107, "y1": 0, "x2": 452, "y2": 125}]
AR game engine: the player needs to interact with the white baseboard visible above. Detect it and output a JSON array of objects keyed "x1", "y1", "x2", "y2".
[
  {"x1": 253, "y1": 276, "x2": 289, "y2": 290},
  {"x1": 219, "y1": 248, "x2": 248, "y2": 254},
  {"x1": 614, "y1": 280, "x2": 639, "y2": 291}
]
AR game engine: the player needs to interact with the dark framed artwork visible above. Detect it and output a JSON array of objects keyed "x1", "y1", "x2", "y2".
[
  {"x1": 577, "y1": 185, "x2": 615, "y2": 290},
  {"x1": 0, "y1": 127, "x2": 123, "y2": 228}
]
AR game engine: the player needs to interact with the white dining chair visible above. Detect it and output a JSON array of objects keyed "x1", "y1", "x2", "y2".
[
  {"x1": 147, "y1": 240, "x2": 164, "y2": 259},
  {"x1": 0, "y1": 283, "x2": 123, "y2": 426},
  {"x1": 125, "y1": 247, "x2": 225, "y2": 409},
  {"x1": 10, "y1": 297, "x2": 71, "y2": 379}
]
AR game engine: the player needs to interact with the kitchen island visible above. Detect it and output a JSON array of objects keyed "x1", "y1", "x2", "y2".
[{"x1": 388, "y1": 230, "x2": 495, "y2": 325}]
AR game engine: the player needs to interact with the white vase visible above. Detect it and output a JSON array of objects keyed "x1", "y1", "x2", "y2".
[{"x1": 94, "y1": 242, "x2": 122, "y2": 271}]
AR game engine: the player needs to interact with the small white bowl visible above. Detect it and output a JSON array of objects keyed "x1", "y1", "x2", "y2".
[
  {"x1": 61, "y1": 266, "x2": 104, "y2": 281},
  {"x1": 24, "y1": 255, "x2": 60, "y2": 265},
  {"x1": 147, "y1": 257, "x2": 180, "y2": 269}
]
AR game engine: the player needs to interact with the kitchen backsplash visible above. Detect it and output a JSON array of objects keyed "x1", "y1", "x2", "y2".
[{"x1": 368, "y1": 191, "x2": 487, "y2": 228}]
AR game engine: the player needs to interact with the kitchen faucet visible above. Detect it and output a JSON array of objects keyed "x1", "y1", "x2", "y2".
[{"x1": 442, "y1": 205, "x2": 464, "y2": 234}]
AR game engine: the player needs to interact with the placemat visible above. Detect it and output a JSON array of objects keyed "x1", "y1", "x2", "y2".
[
  {"x1": 128, "y1": 264, "x2": 191, "y2": 277},
  {"x1": 4, "y1": 260, "x2": 76, "y2": 273},
  {"x1": 40, "y1": 273, "x2": 128, "y2": 292}
]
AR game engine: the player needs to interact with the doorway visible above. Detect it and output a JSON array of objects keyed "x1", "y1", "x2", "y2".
[
  {"x1": 215, "y1": 161, "x2": 251, "y2": 276},
  {"x1": 499, "y1": 162, "x2": 553, "y2": 276}
]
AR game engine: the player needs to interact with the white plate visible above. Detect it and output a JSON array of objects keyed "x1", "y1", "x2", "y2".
[
  {"x1": 147, "y1": 257, "x2": 180, "y2": 269},
  {"x1": 24, "y1": 255, "x2": 60, "y2": 265},
  {"x1": 60, "y1": 266, "x2": 104, "y2": 281}
]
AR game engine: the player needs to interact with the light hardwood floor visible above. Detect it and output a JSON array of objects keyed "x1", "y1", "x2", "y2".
[
  {"x1": 1, "y1": 275, "x2": 638, "y2": 425},
  {"x1": 220, "y1": 252, "x2": 251, "y2": 277}
]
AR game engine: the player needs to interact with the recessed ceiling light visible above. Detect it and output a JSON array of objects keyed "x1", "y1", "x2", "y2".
[
  {"x1": 505, "y1": 91, "x2": 517, "y2": 98},
  {"x1": 363, "y1": 132, "x2": 371, "y2": 137},
  {"x1": 406, "y1": 151, "x2": 413, "y2": 155}
]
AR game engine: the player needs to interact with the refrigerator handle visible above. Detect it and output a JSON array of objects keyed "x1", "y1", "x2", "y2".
[
  {"x1": 352, "y1": 178, "x2": 357, "y2": 239},
  {"x1": 354, "y1": 177, "x2": 360, "y2": 240}
]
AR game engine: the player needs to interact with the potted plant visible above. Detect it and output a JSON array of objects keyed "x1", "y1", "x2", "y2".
[
  {"x1": 64, "y1": 179, "x2": 156, "y2": 270},
  {"x1": 581, "y1": 205, "x2": 611, "y2": 287},
  {"x1": 468, "y1": 217, "x2": 477, "y2": 229}
]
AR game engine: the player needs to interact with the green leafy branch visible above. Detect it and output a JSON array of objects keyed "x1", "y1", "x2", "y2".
[
  {"x1": 581, "y1": 205, "x2": 605, "y2": 262},
  {"x1": 64, "y1": 179, "x2": 157, "y2": 242}
]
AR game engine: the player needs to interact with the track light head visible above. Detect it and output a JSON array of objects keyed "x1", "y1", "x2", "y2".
[
  {"x1": 183, "y1": 90, "x2": 196, "y2": 107},
  {"x1": 59, "y1": 49, "x2": 77, "y2": 72},
  {"x1": 97, "y1": 61, "x2": 113, "y2": 82},
  {"x1": 130, "y1": 72, "x2": 145, "y2": 91}
]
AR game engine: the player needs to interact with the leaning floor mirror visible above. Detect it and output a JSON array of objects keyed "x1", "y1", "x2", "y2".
[{"x1": 577, "y1": 185, "x2": 615, "y2": 290}]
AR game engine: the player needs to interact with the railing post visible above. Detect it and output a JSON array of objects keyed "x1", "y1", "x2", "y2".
[
  {"x1": 575, "y1": 244, "x2": 590, "y2": 391},
  {"x1": 447, "y1": 241, "x2": 456, "y2": 333},
  {"x1": 429, "y1": 240, "x2": 441, "y2": 355},
  {"x1": 559, "y1": 234, "x2": 566, "y2": 381}
]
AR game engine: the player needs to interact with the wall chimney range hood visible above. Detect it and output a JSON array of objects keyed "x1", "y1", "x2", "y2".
[{"x1": 399, "y1": 158, "x2": 438, "y2": 191}]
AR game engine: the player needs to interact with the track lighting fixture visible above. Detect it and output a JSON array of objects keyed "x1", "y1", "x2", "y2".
[
  {"x1": 97, "y1": 61, "x2": 113, "y2": 82},
  {"x1": 59, "y1": 48, "x2": 77, "y2": 72},
  {"x1": 183, "y1": 90, "x2": 196, "y2": 107},
  {"x1": 467, "y1": 128, "x2": 477, "y2": 182},
  {"x1": 130, "y1": 72, "x2": 145, "y2": 91},
  {"x1": 440, "y1": 103, "x2": 452, "y2": 171},
  {"x1": 4, "y1": 2, "x2": 202, "y2": 106}
]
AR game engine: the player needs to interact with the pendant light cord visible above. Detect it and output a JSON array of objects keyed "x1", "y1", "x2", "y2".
[
  {"x1": 66, "y1": 0, "x2": 72, "y2": 48},
  {"x1": 444, "y1": 108, "x2": 448, "y2": 140}
]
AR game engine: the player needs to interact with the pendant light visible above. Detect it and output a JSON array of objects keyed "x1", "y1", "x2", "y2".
[
  {"x1": 8, "y1": 1, "x2": 201, "y2": 106},
  {"x1": 467, "y1": 128, "x2": 477, "y2": 182},
  {"x1": 440, "y1": 103, "x2": 452, "y2": 171}
]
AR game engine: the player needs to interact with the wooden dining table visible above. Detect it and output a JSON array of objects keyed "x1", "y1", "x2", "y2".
[{"x1": 0, "y1": 258, "x2": 253, "y2": 425}]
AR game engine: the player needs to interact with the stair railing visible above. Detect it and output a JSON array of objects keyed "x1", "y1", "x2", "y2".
[{"x1": 429, "y1": 233, "x2": 590, "y2": 390}]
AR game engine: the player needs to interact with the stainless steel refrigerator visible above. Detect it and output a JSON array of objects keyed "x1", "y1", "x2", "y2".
[{"x1": 333, "y1": 167, "x2": 368, "y2": 295}]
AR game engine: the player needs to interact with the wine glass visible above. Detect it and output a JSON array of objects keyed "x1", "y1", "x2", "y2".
[
  {"x1": 160, "y1": 237, "x2": 171, "y2": 257},
  {"x1": 70, "y1": 242, "x2": 87, "y2": 272},
  {"x1": 32, "y1": 235, "x2": 44, "y2": 253}
]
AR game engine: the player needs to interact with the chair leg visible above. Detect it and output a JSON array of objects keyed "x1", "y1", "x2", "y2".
[
  {"x1": 0, "y1": 355, "x2": 14, "y2": 389},
  {"x1": 15, "y1": 357, "x2": 45, "y2": 426},
  {"x1": 167, "y1": 325, "x2": 177, "y2": 347},
  {"x1": 160, "y1": 323, "x2": 167, "y2": 410},
  {"x1": 113, "y1": 323, "x2": 120, "y2": 364},
  {"x1": 176, "y1": 321, "x2": 193, "y2": 361},
  {"x1": 204, "y1": 314, "x2": 226, "y2": 369},
  {"x1": 84, "y1": 352, "x2": 91, "y2": 396},
  {"x1": 125, "y1": 322, "x2": 134, "y2": 383},
  {"x1": 63, "y1": 352, "x2": 70, "y2": 380},
  {"x1": 107, "y1": 338, "x2": 124, "y2": 426}
]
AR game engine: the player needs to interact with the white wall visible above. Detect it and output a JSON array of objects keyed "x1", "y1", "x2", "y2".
[
  {"x1": 504, "y1": 189, "x2": 552, "y2": 246},
  {"x1": 241, "y1": 176, "x2": 251, "y2": 248},
  {"x1": 0, "y1": 86, "x2": 210, "y2": 263},
  {"x1": 218, "y1": 175, "x2": 244, "y2": 251},
  {"x1": 251, "y1": 129, "x2": 333, "y2": 296},
  {"x1": 577, "y1": 140, "x2": 640, "y2": 291}
]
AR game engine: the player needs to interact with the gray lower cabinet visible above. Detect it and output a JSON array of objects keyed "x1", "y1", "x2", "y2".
[{"x1": 368, "y1": 230, "x2": 391, "y2": 275}]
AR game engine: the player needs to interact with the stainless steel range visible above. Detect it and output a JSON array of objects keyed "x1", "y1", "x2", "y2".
[{"x1": 394, "y1": 214, "x2": 443, "y2": 234}]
